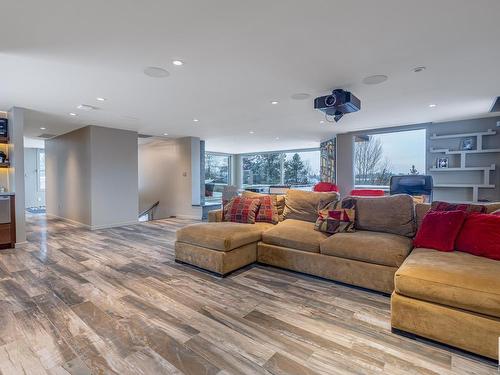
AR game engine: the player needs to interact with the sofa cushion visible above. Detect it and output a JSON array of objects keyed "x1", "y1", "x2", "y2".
[
  {"x1": 320, "y1": 231, "x2": 412, "y2": 267},
  {"x1": 395, "y1": 248, "x2": 500, "y2": 318},
  {"x1": 176, "y1": 222, "x2": 273, "y2": 252},
  {"x1": 262, "y1": 219, "x2": 328, "y2": 253},
  {"x1": 354, "y1": 194, "x2": 416, "y2": 237},
  {"x1": 283, "y1": 189, "x2": 339, "y2": 222}
]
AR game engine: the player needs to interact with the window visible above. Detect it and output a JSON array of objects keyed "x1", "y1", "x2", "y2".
[
  {"x1": 205, "y1": 153, "x2": 230, "y2": 201},
  {"x1": 242, "y1": 149, "x2": 320, "y2": 189},
  {"x1": 354, "y1": 129, "x2": 426, "y2": 188},
  {"x1": 37, "y1": 149, "x2": 45, "y2": 192}
]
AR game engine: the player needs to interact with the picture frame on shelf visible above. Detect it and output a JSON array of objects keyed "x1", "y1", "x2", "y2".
[
  {"x1": 461, "y1": 137, "x2": 475, "y2": 150},
  {"x1": 437, "y1": 157, "x2": 449, "y2": 168}
]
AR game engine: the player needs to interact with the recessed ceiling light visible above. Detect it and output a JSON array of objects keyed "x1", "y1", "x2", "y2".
[
  {"x1": 362, "y1": 75, "x2": 388, "y2": 85},
  {"x1": 249, "y1": 131, "x2": 255, "y2": 134},
  {"x1": 40, "y1": 127, "x2": 46, "y2": 130},
  {"x1": 172, "y1": 60, "x2": 184, "y2": 66},
  {"x1": 271, "y1": 101, "x2": 279, "y2": 105},
  {"x1": 291, "y1": 93, "x2": 311, "y2": 100},
  {"x1": 412, "y1": 66, "x2": 426, "y2": 73},
  {"x1": 144, "y1": 66, "x2": 170, "y2": 78},
  {"x1": 275, "y1": 136, "x2": 280, "y2": 140},
  {"x1": 96, "y1": 97, "x2": 106, "y2": 101},
  {"x1": 320, "y1": 120, "x2": 325, "y2": 124},
  {"x1": 77, "y1": 104, "x2": 97, "y2": 111},
  {"x1": 69, "y1": 112, "x2": 77, "y2": 116},
  {"x1": 429, "y1": 104, "x2": 437, "y2": 108},
  {"x1": 193, "y1": 118, "x2": 199, "y2": 123},
  {"x1": 163, "y1": 133, "x2": 169, "y2": 136}
]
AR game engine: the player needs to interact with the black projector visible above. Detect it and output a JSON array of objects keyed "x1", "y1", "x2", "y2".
[{"x1": 314, "y1": 89, "x2": 361, "y2": 122}]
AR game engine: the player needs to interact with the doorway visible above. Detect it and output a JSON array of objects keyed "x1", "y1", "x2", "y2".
[{"x1": 24, "y1": 147, "x2": 46, "y2": 213}]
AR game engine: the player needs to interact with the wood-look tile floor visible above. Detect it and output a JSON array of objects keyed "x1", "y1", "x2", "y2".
[{"x1": 0, "y1": 214, "x2": 497, "y2": 374}]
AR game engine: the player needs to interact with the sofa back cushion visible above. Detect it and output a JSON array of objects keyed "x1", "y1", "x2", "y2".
[
  {"x1": 283, "y1": 189, "x2": 339, "y2": 223},
  {"x1": 354, "y1": 194, "x2": 416, "y2": 237}
]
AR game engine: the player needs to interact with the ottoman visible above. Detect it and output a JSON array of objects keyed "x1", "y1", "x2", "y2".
[{"x1": 175, "y1": 222, "x2": 273, "y2": 276}]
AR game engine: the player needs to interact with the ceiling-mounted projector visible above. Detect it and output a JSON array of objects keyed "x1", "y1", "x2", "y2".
[{"x1": 314, "y1": 89, "x2": 361, "y2": 122}]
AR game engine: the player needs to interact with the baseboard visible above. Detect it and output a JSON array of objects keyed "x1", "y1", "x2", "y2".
[
  {"x1": 90, "y1": 220, "x2": 139, "y2": 230},
  {"x1": 46, "y1": 214, "x2": 91, "y2": 229},
  {"x1": 46, "y1": 215, "x2": 138, "y2": 230}
]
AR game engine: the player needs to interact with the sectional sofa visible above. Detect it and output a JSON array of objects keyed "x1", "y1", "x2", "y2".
[{"x1": 174, "y1": 190, "x2": 500, "y2": 360}]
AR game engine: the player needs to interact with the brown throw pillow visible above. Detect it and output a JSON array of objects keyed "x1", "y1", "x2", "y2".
[
  {"x1": 223, "y1": 197, "x2": 261, "y2": 224},
  {"x1": 315, "y1": 197, "x2": 356, "y2": 235},
  {"x1": 283, "y1": 189, "x2": 339, "y2": 223}
]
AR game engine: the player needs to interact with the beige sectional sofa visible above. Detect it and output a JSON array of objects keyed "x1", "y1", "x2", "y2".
[
  {"x1": 176, "y1": 192, "x2": 416, "y2": 294},
  {"x1": 391, "y1": 202, "x2": 500, "y2": 360},
  {"x1": 175, "y1": 192, "x2": 500, "y2": 360}
]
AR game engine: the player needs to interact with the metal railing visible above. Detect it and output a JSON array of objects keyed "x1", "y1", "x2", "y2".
[{"x1": 139, "y1": 201, "x2": 159, "y2": 221}]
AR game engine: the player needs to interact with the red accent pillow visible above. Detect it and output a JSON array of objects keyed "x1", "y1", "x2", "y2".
[
  {"x1": 413, "y1": 210, "x2": 467, "y2": 251},
  {"x1": 254, "y1": 195, "x2": 279, "y2": 224},
  {"x1": 455, "y1": 213, "x2": 500, "y2": 260},
  {"x1": 223, "y1": 197, "x2": 261, "y2": 224},
  {"x1": 313, "y1": 182, "x2": 339, "y2": 193},
  {"x1": 431, "y1": 201, "x2": 486, "y2": 214}
]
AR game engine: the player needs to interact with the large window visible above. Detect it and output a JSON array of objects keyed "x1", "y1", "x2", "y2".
[
  {"x1": 354, "y1": 129, "x2": 426, "y2": 188},
  {"x1": 242, "y1": 149, "x2": 320, "y2": 189},
  {"x1": 205, "y1": 153, "x2": 230, "y2": 201}
]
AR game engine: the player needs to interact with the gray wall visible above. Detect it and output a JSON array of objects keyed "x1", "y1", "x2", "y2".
[
  {"x1": 46, "y1": 127, "x2": 92, "y2": 225},
  {"x1": 46, "y1": 125, "x2": 139, "y2": 229},
  {"x1": 8, "y1": 107, "x2": 26, "y2": 243},
  {"x1": 89, "y1": 126, "x2": 138, "y2": 228},
  {"x1": 138, "y1": 137, "x2": 202, "y2": 220},
  {"x1": 335, "y1": 116, "x2": 500, "y2": 202}
]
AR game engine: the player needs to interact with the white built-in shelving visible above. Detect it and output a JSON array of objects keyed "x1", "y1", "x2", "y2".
[{"x1": 428, "y1": 129, "x2": 498, "y2": 202}]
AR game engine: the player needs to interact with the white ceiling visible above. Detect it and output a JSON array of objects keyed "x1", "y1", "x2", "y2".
[{"x1": 1, "y1": 0, "x2": 499, "y2": 153}]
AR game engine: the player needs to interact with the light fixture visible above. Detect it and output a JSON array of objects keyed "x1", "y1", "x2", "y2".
[
  {"x1": 96, "y1": 97, "x2": 106, "y2": 101},
  {"x1": 320, "y1": 120, "x2": 325, "y2": 124},
  {"x1": 271, "y1": 101, "x2": 279, "y2": 105},
  {"x1": 69, "y1": 112, "x2": 77, "y2": 116},
  {"x1": 40, "y1": 127, "x2": 46, "y2": 130},
  {"x1": 144, "y1": 66, "x2": 170, "y2": 78},
  {"x1": 77, "y1": 104, "x2": 97, "y2": 111},
  {"x1": 362, "y1": 75, "x2": 388, "y2": 85},
  {"x1": 193, "y1": 118, "x2": 199, "y2": 122},
  {"x1": 412, "y1": 66, "x2": 426, "y2": 73},
  {"x1": 249, "y1": 131, "x2": 255, "y2": 134},
  {"x1": 163, "y1": 133, "x2": 169, "y2": 136},
  {"x1": 429, "y1": 104, "x2": 437, "y2": 108},
  {"x1": 275, "y1": 136, "x2": 280, "y2": 140},
  {"x1": 172, "y1": 60, "x2": 184, "y2": 66}
]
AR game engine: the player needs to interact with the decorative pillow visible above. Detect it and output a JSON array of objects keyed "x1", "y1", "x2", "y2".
[
  {"x1": 413, "y1": 210, "x2": 467, "y2": 251},
  {"x1": 431, "y1": 201, "x2": 487, "y2": 214},
  {"x1": 455, "y1": 213, "x2": 500, "y2": 260},
  {"x1": 223, "y1": 197, "x2": 261, "y2": 224},
  {"x1": 283, "y1": 189, "x2": 339, "y2": 223},
  {"x1": 241, "y1": 191, "x2": 282, "y2": 222},
  {"x1": 314, "y1": 197, "x2": 355, "y2": 235},
  {"x1": 354, "y1": 194, "x2": 416, "y2": 237}
]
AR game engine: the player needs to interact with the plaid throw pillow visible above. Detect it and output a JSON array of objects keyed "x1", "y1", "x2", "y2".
[
  {"x1": 223, "y1": 197, "x2": 261, "y2": 224},
  {"x1": 314, "y1": 197, "x2": 356, "y2": 235},
  {"x1": 254, "y1": 195, "x2": 279, "y2": 224}
]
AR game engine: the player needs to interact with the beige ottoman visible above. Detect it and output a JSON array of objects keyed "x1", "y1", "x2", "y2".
[{"x1": 175, "y1": 222, "x2": 273, "y2": 276}]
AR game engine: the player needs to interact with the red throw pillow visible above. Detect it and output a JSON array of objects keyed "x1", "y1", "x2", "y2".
[
  {"x1": 413, "y1": 210, "x2": 467, "y2": 251},
  {"x1": 254, "y1": 195, "x2": 279, "y2": 224},
  {"x1": 223, "y1": 197, "x2": 261, "y2": 224},
  {"x1": 455, "y1": 213, "x2": 500, "y2": 260}
]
